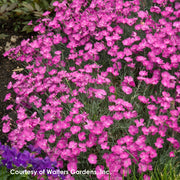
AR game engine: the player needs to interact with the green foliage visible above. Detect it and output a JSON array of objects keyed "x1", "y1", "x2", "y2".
[
  {"x1": 0, "y1": 0, "x2": 56, "y2": 33},
  {"x1": 0, "y1": 165, "x2": 35, "y2": 180},
  {"x1": 150, "y1": 162, "x2": 180, "y2": 180}
]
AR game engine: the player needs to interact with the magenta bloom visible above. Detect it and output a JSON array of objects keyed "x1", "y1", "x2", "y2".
[
  {"x1": 70, "y1": 126, "x2": 81, "y2": 134},
  {"x1": 154, "y1": 137, "x2": 164, "y2": 149},
  {"x1": 67, "y1": 162, "x2": 77, "y2": 172},
  {"x1": 4, "y1": 93, "x2": 11, "y2": 101},
  {"x1": 144, "y1": 174, "x2": 151, "y2": 180},
  {"x1": 78, "y1": 132, "x2": 86, "y2": 141},
  {"x1": 94, "y1": 89, "x2": 107, "y2": 99},
  {"x1": 109, "y1": 86, "x2": 116, "y2": 93},
  {"x1": 169, "y1": 151, "x2": 175, "y2": 157},
  {"x1": 122, "y1": 86, "x2": 132, "y2": 94},
  {"x1": 96, "y1": 165, "x2": 105, "y2": 179},
  {"x1": 128, "y1": 125, "x2": 139, "y2": 135},
  {"x1": 88, "y1": 154, "x2": 97, "y2": 164},
  {"x1": 134, "y1": 119, "x2": 144, "y2": 127},
  {"x1": 123, "y1": 158, "x2": 132, "y2": 168},
  {"x1": 2, "y1": 122, "x2": 11, "y2": 133},
  {"x1": 48, "y1": 135, "x2": 56, "y2": 143}
]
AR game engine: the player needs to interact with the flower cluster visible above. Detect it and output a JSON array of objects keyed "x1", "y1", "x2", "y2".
[{"x1": 2, "y1": 0, "x2": 180, "y2": 179}]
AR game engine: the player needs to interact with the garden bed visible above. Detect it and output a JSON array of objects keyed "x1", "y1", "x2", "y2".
[{"x1": 0, "y1": 1, "x2": 180, "y2": 180}]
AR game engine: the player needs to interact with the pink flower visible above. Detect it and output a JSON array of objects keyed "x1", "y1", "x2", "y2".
[
  {"x1": 78, "y1": 132, "x2": 86, "y2": 141},
  {"x1": 64, "y1": 132, "x2": 71, "y2": 139},
  {"x1": 136, "y1": 56, "x2": 147, "y2": 62},
  {"x1": 128, "y1": 125, "x2": 139, "y2": 135},
  {"x1": 138, "y1": 163, "x2": 147, "y2": 173},
  {"x1": 78, "y1": 143, "x2": 86, "y2": 152},
  {"x1": 123, "y1": 136, "x2": 134, "y2": 145},
  {"x1": 101, "y1": 142, "x2": 110, "y2": 150},
  {"x1": 167, "y1": 137, "x2": 177, "y2": 144},
  {"x1": 128, "y1": 63, "x2": 135, "y2": 69},
  {"x1": 42, "y1": 11, "x2": 51, "y2": 16},
  {"x1": 150, "y1": 6, "x2": 161, "y2": 14},
  {"x1": 138, "y1": 11, "x2": 148, "y2": 19},
  {"x1": 84, "y1": 120, "x2": 94, "y2": 130},
  {"x1": 109, "y1": 86, "x2": 116, "y2": 93},
  {"x1": 111, "y1": 145, "x2": 124, "y2": 154},
  {"x1": 65, "y1": 174, "x2": 75, "y2": 180},
  {"x1": 142, "y1": 127, "x2": 150, "y2": 135},
  {"x1": 147, "y1": 104, "x2": 157, "y2": 111},
  {"x1": 7, "y1": 82, "x2": 12, "y2": 89},
  {"x1": 169, "y1": 151, "x2": 175, "y2": 157},
  {"x1": 48, "y1": 135, "x2": 56, "y2": 143},
  {"x1": 24, "y1": 129, "x2": 35, "y2": 141},
  {"x1": 149, "y1": 149, "x2": 157, "y2": 158},
  {"x1": 124, "y1": 48, "x2": 132, "y2": 56},
  {"x1": 154, "y1": 137, "x2": 164, "y2": 149},
  {"x1": 122, "y1": 38, "x2": 133, "y2": 46},
  {"x1": 124, "y1": 111, "x2": 137, "y2": 119},
  {"x1": 123, "y1": 158, "x2": 132, "y2": 168},
  {"x1": 134, "y1": 119, "x2": 144, "y2": 127},
  {"x1": 52, "y1": 1, "x2": 59, "y2": 6},
  {"x1": 6, "y1": 104, "x2": 13, "y2": 110},
  {"x1": 139, "y1": 71, "x2": 148, "y2": 76},
  {"x1": 2, "y1": 115, "x2": 10, "y2": 121},
  {"x1": 94, "y1": 42, "x2": 105, "y2": 52},
  {"x1": 122, "y1": 86, "x2": 132, "y2": 94},
  {"x1": 120, "y1": 152, "x2": 129, "y2": 159},
  {"x1": 96, "y1": 165, "x2": 105, "y2": 179},
  {"x1": 113, "y1": 112, "x2": 124, "y2": 121},
  {"x1": 175, "y1": 2, "x2": 180, "y2": 9},
  {"x1": 144, "y1": 174, "x2": 151, "y2": 180},
  {"x1": 135, "y1": 135, "x2": 146, "y2": 147},
  {"x1": 70, "y1": 126, "x2": 81, "y2": 134},
  {"x1": 84, "y1": 43, "x2": 92, "y2": 51},
  {"x1": 57, "y1": 139, "x2": 67, "y2": 149},
  {"x1": 67, "y1": 162, "x2": 77, "y2": 172},
  {"x1": 2, "y1": 121, "x2": 10, "y2": 133},
  {"x1": 138, "y1": 96, "x2": 149, "y2": 104},
  {"x1": 149, "y1": 126, "x2": 158, "y2": 135},
  {"x1": 4, "y1": 93, "x2": 11, "y2": 101},
  {"x1": 53, "y1": 122, "x2": 62, "y2": 133},
  {"x1": 38, "y1": 139, "x2": 48, "y2": 151},
  {"x1": 124, "y1": 57, "x2": 133, "y2": 62},
  {"x1": 92, "y1": 122, "x2": 104, "y2": 135},
  {"x1": 88, "y1": 154, "x2": 97, "y2": 164},
  {"x1": 140, "y1": 152, "x2": 150, "y2": 164},
  {"x1": 94, "y1": 89, "x2": 107, "y2": 99},
  {"x1": 100, "y1": 115, "x2": 113, "y2": 128},
  {"x1": 68, "y1": 141, "x2": 77, "y2": 149},
  {"x1": 117, "y1": 51, "x2": 125, "y2": 59},
  {"x1": 123, "y1": 76, "x2": 135, "y2": 87},
  {"x1": 167, "y1": 138, "x2": 180, "y2": 149},
  {"x1": 73, "y1": 115, "x2": 83, "y2": 124},
  {"x1": 53, "y1": 34, "x2": 62, "y2": 44},
  {"x1": 44, "y1": 123, "x2": 53, "y2": 131}
]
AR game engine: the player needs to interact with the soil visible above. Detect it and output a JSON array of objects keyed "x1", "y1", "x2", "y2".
[{"x1": 0, "y1": 22, "x2": 35, "y2": 144}]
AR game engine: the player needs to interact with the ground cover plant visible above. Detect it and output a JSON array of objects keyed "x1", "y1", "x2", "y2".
[{"x1": 1, "y1": 0, "x2": 180, "y2": 179}]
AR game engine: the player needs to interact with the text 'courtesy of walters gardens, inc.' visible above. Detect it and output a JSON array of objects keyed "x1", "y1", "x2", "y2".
[{"x1": 10, "y1": 169, "x2": 110, "y2": 176}]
